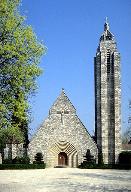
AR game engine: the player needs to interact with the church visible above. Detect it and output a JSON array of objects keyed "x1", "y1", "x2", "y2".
[
  {"x1": 28, "y1": 20, "x2": 121, "y2": 167},
  {"x1": 29, "y1": 89, "x2": 98, "y2": 167},
  {"x1": 3, "y1": 20, "x2": 122, "y2": 167}
]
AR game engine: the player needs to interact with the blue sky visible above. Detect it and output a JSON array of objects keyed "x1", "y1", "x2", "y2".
[{"x1": 21, "y1": 0, "x2": 131, "y2": 137}]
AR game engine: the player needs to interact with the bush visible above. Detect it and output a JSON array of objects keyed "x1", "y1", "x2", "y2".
[
  {"x1": 2, "y1": 158, "x2": 12, "y2": 164},
  {"x1": 78, "y1": 163, "x2": 131, "y2": 170},
  {"x1": 33, "y1": 161, "x2": 44, "y2": 164},
  {"x1": 78, "y1": 163, "x2": 115, "y2": 169},
  {"x1": 83, "y1": 149, "x2": 96, "y2": 164},
  {"x1": 119, "y1": 151, "x2": 131, "y2": 169},
  {"x1": 3, "y1": 156, "x2": 30, "y2": 164},
  {"x1": 98, "y1": 152, "x2": 104, "y2": 165},
  {"x1": 79, "y1": 149, "x2": 96, "y2": 168},
  {"x1": 12, "y1": 156, "x2": 30, "y2": 164},
  {"x1": 34, "y1": 152, "x2": 44, "y2": 164},
  {"x1": 0, "y1": 163, "x2": 46, "y2": 170}
]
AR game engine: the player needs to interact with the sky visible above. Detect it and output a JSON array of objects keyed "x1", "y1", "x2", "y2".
[{"x1": 21, "y1": 0, "x2": 131, "y2": 137}]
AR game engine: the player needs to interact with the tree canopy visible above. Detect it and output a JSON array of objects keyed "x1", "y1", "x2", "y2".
[{"x1": 0, "y1": 0, "x2": 46, "y2": 150}]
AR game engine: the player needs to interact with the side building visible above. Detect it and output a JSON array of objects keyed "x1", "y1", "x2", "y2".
[{"x1": 94, "y1": 19, "x2": 121, "y2": 164}]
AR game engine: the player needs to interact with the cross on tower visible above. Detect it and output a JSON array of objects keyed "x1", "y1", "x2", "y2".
[{"x1": 57, "y1": 110, "x2": 69, "y2": 124}]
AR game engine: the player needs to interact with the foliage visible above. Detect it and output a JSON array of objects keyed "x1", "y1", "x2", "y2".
[
  {"x1": 78, "y1": 163, "x2": 112, "y2": 169},
  {"x1": 34, "y1": 152, "x2": 44, "y2": 164},
  {"x1": 0, "y1": 0, "x2": 46, "y2": 150},
  {"x1": 119, "y1": 151, "x2": 131, "y2": 168},
  {"x1": 3, "y1": 156, "x2": 30, "y2": 164},
  {"x1": 12, "y1": 156, "x2": 30, "y2": 164},
  {"x1": 78, "y1": 163, "x2": 131, "y2": 169},
  {"x1": 122, "y1": 127, "x2": 131, "y2": 144},
  {"x1": 83, "y1": 149, "x2": 96, "y2": 164},
  {"x1": 78, "y1": 150, "x2": 131, "y2": 170},
  {"x1": 79, "y1": 149, "x2": 96, "y2": 168},
  {"x1": 0, "y1": 163, "x2": 46, "y2": 169},
  {"x1": 2, "y1": 158, "x2": 12, "y2": 164},
  {"x1": 98, "y1": 152, "x2": 104, "y2": 165}
]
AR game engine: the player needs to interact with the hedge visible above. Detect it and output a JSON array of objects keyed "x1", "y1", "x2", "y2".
[
  {"x1": 78, "y1": 163, "x2": 131, "y2": 169},
  {"x1": 0, "y1": 163, "x2": 46, "y2": 170},
  {"x1": 119, "y1": 151, "x2": 131, "y2": 166},
  {"x1": 3, "y1": 157, "x2": 30, "y2": 164},
  {"x1": 78, "y1": 163, "x2": 113, "y2": 169}
]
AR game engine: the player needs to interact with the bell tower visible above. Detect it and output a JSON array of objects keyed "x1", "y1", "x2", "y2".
[{"x1": 94, "y1": 19, "x2": 121, "y2": 164}]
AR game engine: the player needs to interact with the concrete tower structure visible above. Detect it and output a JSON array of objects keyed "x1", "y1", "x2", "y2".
[{"x1": 94, "y1": 19, "x2": 121, "y2": 164}]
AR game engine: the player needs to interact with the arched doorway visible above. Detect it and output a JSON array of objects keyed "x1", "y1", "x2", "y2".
[{"x1": 58, "y1": 152, "x2": 68, "y2": 166}]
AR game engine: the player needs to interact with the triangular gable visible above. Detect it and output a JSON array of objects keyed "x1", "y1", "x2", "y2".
[{"x1": 49, "y1": 89, "x2": 76, "y2": 114}]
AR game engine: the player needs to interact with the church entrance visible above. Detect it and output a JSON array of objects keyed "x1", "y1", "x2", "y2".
[{"x1": 58, "y1": 152, "x2": 68, "y2": 166}]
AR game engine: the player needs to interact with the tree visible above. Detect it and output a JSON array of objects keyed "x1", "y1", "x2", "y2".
[
  {"x1": 83, "y1": 149, "x2": 96, "y2": 164},
  {"x1": 119, "y1": 151, "x2": 131, "y2": 168},
  {"x1": 0, "y1": 0, "x2": 46, "y2": 156},
  {"x1": 98, "y1": 151, "x2": 104, "y2": 165},
  {"x1": 122, "y1": 126, "x2": 131, "y2": 144},
  {"x1": 34, "y1": 152, "x2": 44, "y2": 164}
]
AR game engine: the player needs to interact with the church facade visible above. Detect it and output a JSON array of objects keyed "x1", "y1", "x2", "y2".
[{"x1": 28, "y1": 89, "x2": 98, "y2": 167}]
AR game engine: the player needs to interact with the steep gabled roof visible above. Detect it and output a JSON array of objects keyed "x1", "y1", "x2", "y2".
[{"x1": 49, "y1": 88, "x2": 76, "y2": 114}]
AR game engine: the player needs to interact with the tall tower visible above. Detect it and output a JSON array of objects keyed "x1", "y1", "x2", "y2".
[{"x1": 94, "y1": 19, "x2": 121, "y2": 164}]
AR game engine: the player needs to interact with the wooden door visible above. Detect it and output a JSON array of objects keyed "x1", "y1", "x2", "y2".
[{"x1": 58, "y1": 152, "x2": 68, "y2": 165}]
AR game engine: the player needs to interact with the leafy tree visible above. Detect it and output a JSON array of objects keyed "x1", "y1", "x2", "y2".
[{"x1": 0, "y1": 0, "x2": 46, "y2": 156}]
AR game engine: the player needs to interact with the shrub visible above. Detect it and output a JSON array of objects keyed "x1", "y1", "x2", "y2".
[
  {"x1": 34, "y1": 152, "x2": 44, "y2": 164},
  {"x1": 98, "y1": 152, "x2": 104, "y2": 165},
  {"x1": 119, "y1": 151, "x2": 131, "y2": 169},
  {"x1": 79, "y1": 149, "x2": 96, "y2": 168},
  {"x1": 78, "y1": 163, "x2": 115, "y2": 169},
  {"x1": 2, "y1": 158, "x2": 12, "y2": 164},
  {"x1": 0, "y1": 163, "x2": 46, "y2": 170},
  {"x1": 12, "y1": 156, "x2": 30, "y2": 164},
  {"x1": 78, "y1": 163, "x2": 131, "y2": 170},
  {"x1": 84, "y1": 149, "x2": 96, "y2": 164}
]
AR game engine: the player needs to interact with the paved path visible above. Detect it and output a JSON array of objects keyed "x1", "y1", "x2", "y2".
[{"x1": 0, "y1": 168, "x2": 131, "y2": 192}]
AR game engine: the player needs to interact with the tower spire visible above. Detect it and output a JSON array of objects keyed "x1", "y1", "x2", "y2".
[
  {"x1": 62, "y1": 88, "x2": 65, "y2": 93},
  {"x1": 106, "y1": 17, "x2": 108, "y2": 23},
  {"x1": 104, "y1": 17, "x2": 109, "y2": 31}
]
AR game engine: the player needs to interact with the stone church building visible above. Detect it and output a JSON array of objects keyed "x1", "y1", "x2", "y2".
[
  {"x1": 2, "y1": 20, "x2": 122, "y2": 167},
  {"x1": 29, "y1": 89, "x2": 98, "y2": 167}
]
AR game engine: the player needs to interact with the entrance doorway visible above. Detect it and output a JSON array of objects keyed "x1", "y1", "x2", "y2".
[{"x1": 58, "y1": 152, "x2": 68, "y2": 166}]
